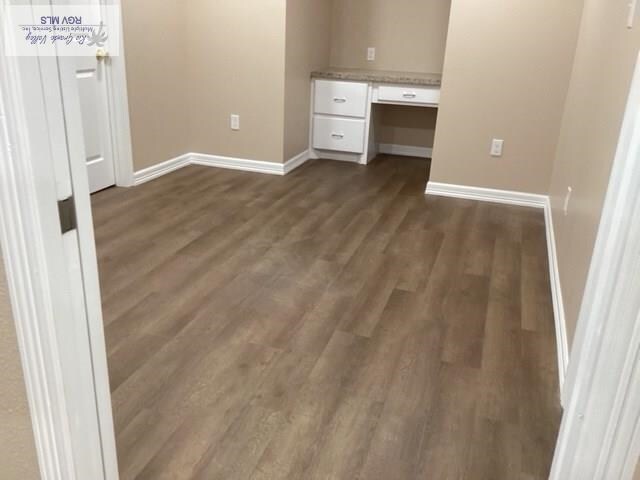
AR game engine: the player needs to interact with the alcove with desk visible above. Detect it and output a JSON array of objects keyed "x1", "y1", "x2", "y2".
[{"x1": 306, "y1": 0, "x2": 450, "y2": 166}]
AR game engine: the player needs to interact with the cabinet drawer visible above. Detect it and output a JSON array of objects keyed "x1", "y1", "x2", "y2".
[
  {"x1": 313, "y1": 116, "x2": 366, "y2": 154},
  {"x1": 314, "y1": 80, "x2": 368, "y2": 118},
  {"x1": 377, "y1": 85, "x2": 440, "y2": 105}
]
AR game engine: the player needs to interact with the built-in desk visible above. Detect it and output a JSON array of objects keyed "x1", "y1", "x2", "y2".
[{"x1": 310, "y1": 68, "x2": 442, "y2": 164}]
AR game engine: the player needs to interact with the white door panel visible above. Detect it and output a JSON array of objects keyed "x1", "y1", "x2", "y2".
[
  {"x1": 73, "y1": 31, "x2": 115, "y2": 193},
  {"x1": 60, "y1": 231, "x2": 106, "y2": 479},
  {"x1": 56, "y1": 1, "x2": 120, "y2": 477},
  {"x1": 77, "y1": 70, "x2": 103, "y2": 157},
  {"x1": 42, "y1": 56, "x2": 108, "y2": 478}
]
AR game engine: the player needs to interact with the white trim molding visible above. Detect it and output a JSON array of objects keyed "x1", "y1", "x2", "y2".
[
  {"x1": 133, "y1": 154, "x2": 191, "y2": 186},
  {"x1": 425, "y1": 181, "x2": 569, "y2": 400},
  {"x1": 192, "y1": 150, "x2": 311, "y2": 176},
  {"x1": 544, "y1": 198, "x2": 570, "y2": 400},
  {"x1": 191, "y1": 153, "x2": 287, "y2": 175},
  {"x1": 284, "y1": 149, "x2": 311, "y2": 174},
  {"x1": 133, "y1": 150, "x2": 311, "y2": 184},
  {"x1": 425, "y1": 181, "x2": 547, "y2": 209},
  {"x1": 378, "y1": 143, "x2": 433, "y2": 158},
  {"x1": 104, "y1": 10, "x2": 135, "y2": 188}
]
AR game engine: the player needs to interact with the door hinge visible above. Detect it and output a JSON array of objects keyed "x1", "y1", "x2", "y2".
[{"x1": 58, "y1": 196, "x2": 77, "y2": 234}]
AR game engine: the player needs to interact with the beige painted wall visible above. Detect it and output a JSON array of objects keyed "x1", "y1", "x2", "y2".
[
  {"x1": 430, "y1": 0, "x2": 584, "y2": 194},
  {"x1": 329, "y1": 0, "x2": 449, "y2": 151},
  {"x1": 549, "y1": 0, "x2": 640, "y2": 346},
  {"x1": 330, "y1": 0, "x2": 451, "y2": 74},
  {"x1": 283, "y1": 0, "x2": 333, "y2": 160},
  {"x1": 121, "y1": 0, "x2": 190, "y2": 171},
  {"x1": 187, "y1": 0, "x2": 287, "y2": 163},
  {"x1": 0, "y1": 250, "x2": 40, "y2": 479},
  {"x1": 123, "y1": 0, "x2": 450, "y2": 167},
  {"x1": 123, "y1": 1, "x2": 287, "y2": 167}
]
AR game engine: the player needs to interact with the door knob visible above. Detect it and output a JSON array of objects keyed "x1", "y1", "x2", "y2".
[{"x1": 96, "y1": 48, "x2": 110, "y2": 61}]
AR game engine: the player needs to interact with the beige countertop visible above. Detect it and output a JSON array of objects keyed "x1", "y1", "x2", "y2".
[{"x1": 311, "y1": 68, "x2": 442, "y2": 87}]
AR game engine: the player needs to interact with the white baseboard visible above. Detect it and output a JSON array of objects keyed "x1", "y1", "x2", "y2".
[
  {"x1": 133, "y1": 150, "x2": 310, "y2": 183},
  {"x1": 544, "y1": 198, "x2": 570, "y2": 403},
  {"x1": 425, "y1": 180, "x2": 568, "y2": 399},
  {"x1": 425, "y1": 181, "x2": 547, "y2": 209},
  {"x1": 133, "y1": 154, "x2": 191, "y2": 185},
  {"x1": 378, "y1": 143, "x2": 433, "y2": 158},
  {"x1": 283, "y1": 149, "x2": 311, "y2": 174},
  {"x1": 191, "y1": 153, "x2": 286, "y2": 175}
]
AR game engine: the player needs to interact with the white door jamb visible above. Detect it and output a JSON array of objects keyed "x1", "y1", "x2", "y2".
[{"x1": 104, "y1": 0, "x2": 134, "y2": 188}]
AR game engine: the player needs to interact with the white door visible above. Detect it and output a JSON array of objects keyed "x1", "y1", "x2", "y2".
[
  {"x1": 52, "y1": 57, "x2": 118, "y2": 478},
  {"x1": 73, "y1": 40, "x2": 116, "y2": 193}
]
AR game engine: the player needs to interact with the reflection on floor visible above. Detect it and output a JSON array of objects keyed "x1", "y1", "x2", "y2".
[{"x1": 92, "y1": 155, "x2": 561, "y2": 480}]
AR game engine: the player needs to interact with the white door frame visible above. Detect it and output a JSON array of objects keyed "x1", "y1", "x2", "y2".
[
  {"x1": 551, "y1": 50, "x2": 640, "y2": 479},
  {"x1": 0, "y1": 1, "x2": 121, "y2": 478},
  {"x1": 102, "y1": 0, "x2": 135, "y2": 188},
  {"x1": 0, "y1": 49, "x2": 120, "y2": 480},
  {"x1": 0, "y1": 49, "x2": 76, "y2": 480}
]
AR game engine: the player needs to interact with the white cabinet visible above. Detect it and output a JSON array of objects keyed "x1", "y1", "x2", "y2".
[
  {"x1": 311, "y1": 79, "x2": 369, "y2": 159},
  {"x1": 310, "y1": 77, "x2": 441, "y2": 164},
  {"x1": 314, "y1": 80, "x2": 368, "y2": 118},
  {"x1": 313, "y1": 117, "x2": 366, "y2": 153}
]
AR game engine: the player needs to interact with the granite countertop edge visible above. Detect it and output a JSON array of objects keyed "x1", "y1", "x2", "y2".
[{"x1": 311, "y1": 69, "x2": 442, "y2": 87}]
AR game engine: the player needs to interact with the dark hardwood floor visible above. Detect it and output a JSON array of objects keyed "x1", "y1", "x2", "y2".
[{"x1": 92, "y1": 155, "x2": 561, "y2": 480}]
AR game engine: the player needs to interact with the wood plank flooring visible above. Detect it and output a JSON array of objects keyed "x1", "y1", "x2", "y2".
[{"x1": 92, "y1": 155, "x2": 561, "y2": 480}]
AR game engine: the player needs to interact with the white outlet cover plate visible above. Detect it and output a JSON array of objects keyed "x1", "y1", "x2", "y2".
[{"x1": 490, "y1": 139, "x2": 504, "y2": 157}]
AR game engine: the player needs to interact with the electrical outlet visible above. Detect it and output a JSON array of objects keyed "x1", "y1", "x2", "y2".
[
  {"x1": 490, "y1": 139, "x2": 504, "y2": 157},
  {"x1": 367, "y1": 47, "x2": 376, "y2": 61},
  {"x1": 230, "y1": 114, "x2": 240, "y2": 131},
  {"x1": 564, "y1": 186, "x2": 573, "y2": 216}
]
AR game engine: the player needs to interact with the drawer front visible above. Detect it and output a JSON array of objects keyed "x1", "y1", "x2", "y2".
[
  {"x1": 314, "y1": 80, "x2": 368, "y2": 118},
  {"x1": 313, "y1": 116, "x2": 366, "y2": 153},
  {"x1": 377, "y1": 85, "x2": 440, "y2": 105}
]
